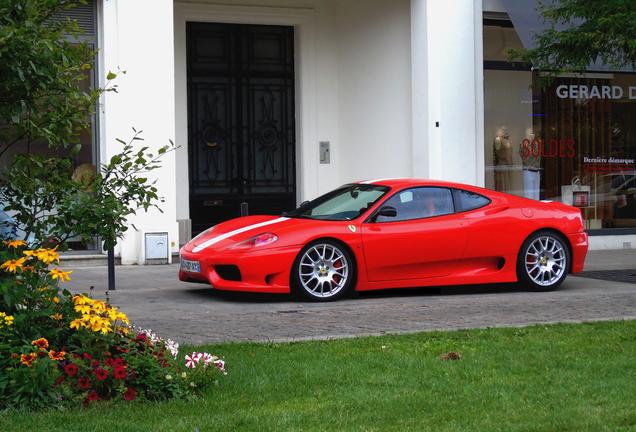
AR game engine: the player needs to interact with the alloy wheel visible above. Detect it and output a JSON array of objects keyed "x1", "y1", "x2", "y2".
[{"x1": 298, "y1": 243, "x2": 350, "y2": 299}]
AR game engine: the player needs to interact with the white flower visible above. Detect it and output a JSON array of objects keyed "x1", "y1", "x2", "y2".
[
  {"x1": 165, "y1": 374, "x2": 173, "y2": 381},
  {"x1": 214, "y1": 359, "x2": 227, "y2": 375},
  {"x1": 185, "y1": 354, "x2": 198, "y2": 369},
  {"x1": 181, "y1": 372, "x2": 187, "y2": 379},
  {"x1": 202, "y1": 352, "x2": 218, "y2": 368},
  {"x1": 165, "y1": 339, "x2": 179, "y2": 358},
  {"x1": 190, "y1": 381, "x2": 197, "y2": 388}
]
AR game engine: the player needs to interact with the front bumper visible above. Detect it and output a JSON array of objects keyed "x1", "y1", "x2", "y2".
[{"x1": 178, "y1": 244, "x2": 300, "y2": 294}]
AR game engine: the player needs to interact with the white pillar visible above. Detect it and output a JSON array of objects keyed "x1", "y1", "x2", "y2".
[
  {"x1": 411, "y1": 0, "x2": 484, "y2": 185},
  {"x1": 100, "y1": 0, "x2": 178, "y2": 264}
]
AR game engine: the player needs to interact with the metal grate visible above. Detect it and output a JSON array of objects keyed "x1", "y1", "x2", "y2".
[{"x1": 50, "y1": 1, "x2": 95, "y2": 36}]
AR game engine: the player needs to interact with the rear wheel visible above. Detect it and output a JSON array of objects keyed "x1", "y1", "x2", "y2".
[
  {"x1": 517, "y1": 230, "x2": 570, "y2": 291},
  {"x1": 292, "y1": 240, "x2": 354, "y2": 301}
]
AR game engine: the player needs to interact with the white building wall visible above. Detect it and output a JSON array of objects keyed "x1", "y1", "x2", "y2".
[
  {"x1": 101, "y1": 0, "x2": 179, "y2": 264},
  {"x1": 334, "y1": 0, "x2": 413, "y2": 184},
  {"x1": 422, "y1": 0, "x2": 483, "y2": 185}
]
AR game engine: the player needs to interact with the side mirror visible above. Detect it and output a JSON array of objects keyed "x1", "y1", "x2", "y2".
[
  {"x1": 377, "y1": 206, "x2": 397, "y2": 218},
  {"x1": 299, "y1": 200, "x2": 310, "y2": 208}
]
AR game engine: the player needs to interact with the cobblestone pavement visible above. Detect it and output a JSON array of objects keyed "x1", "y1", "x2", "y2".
[{"x1": 64, "y1": 250, "x2": 636, "y2": 344}]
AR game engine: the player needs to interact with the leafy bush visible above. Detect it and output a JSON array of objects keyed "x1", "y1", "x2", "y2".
[
  {"x1": 0, "y1": 241, "x2": 226, "y2": 409},
  {"x1": 0, "y1": 130, "x2": 175, "y2": 249}
]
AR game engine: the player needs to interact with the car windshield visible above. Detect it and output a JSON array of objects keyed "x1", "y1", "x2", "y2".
[{"x1": 286, "y1": 184, "x2": 389, "y2": 221}]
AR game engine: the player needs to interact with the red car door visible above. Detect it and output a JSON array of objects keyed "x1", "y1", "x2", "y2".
[{"x1": 360, "y1": 187, "x2": 468, "y2": 282}]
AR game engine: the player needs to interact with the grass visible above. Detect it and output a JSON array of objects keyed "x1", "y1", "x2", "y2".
[{"x1": 2, "y1": 320, "x2": 636, "y2": 431}]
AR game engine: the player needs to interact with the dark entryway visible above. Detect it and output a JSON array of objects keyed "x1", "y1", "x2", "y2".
[{"x1": 186, "y1": 22, "x2": 296, "y2": 233}]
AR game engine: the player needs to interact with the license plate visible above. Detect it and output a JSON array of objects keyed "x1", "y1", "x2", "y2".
[{"x1": 180, "y1": 259, "x2": 200, "y2": 273}]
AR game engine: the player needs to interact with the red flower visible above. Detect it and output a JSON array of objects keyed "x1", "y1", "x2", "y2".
[
  {"x1": 135, "y1": 333, "x2": 147, "y2": 343},
  {"x1": 72, "y1": 353, "x2": 82, "y2": 359},
  {"x1": 91, "y1": 359, "x2": 100, "y2": 368},
  {"x1": 113, "y1": 357, "x2": 126, "y2": 367},
  {"x1": 105, "y1": 358, "x2": 115, "y2": 367},
  {"x1": 113, "y1": 366, "x2": 127, "y2": 380},
  {"x1": 54, "y1": 376, "x2": 65, "y2": 386},
  {"x1": 64, "y1": 363, "x2": 78, "y2": 377},
  {"x1": 86, "y1": 391, "x2": 100, "y2": 402},
  {"x1": 94, "y1": 368, "x2": 108, "y2": 381},
  {"x1": 78, "y1": 376, "x2": 91, "y2": 390},
  {"x1": 83, "y1": 352, "x2": 92, "y2": 360},
  {"x1": 123, "y1": 387, "x2": 137, "y2": 401}
]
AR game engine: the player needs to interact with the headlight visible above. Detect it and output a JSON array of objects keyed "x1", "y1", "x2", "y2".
[
  {"x1": 191, "y1": 226, "x2": 215, "y2": 242},
  {"x1": 232, "y1": 233, "x2": 278, "y2": 249}
]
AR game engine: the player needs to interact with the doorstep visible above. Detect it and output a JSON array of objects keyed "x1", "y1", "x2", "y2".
[{"x1": 60, "y1": 254, "x2": 121, "y2": 268}]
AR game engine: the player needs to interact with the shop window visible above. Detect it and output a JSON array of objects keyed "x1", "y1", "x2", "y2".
[{"x1": 484, "y1": 17, "x2": 636, "y2": 230}]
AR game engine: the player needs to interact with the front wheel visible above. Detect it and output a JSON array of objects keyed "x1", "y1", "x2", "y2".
[
  {"x1": 292, "y1": 240, "x2": 354, "y2": 301},
  {"x1": 517, "y1": 231, "x2": 570, "y2": 292}
]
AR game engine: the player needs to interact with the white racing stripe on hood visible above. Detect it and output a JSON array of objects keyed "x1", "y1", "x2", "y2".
[{"x1": 192, "y1": 217, "x2": 290, "y2": 253}]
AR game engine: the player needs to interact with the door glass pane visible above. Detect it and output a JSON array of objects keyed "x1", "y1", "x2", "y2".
[{"x1": 377, "y1": 188, "x2": 454, "y2": 222}]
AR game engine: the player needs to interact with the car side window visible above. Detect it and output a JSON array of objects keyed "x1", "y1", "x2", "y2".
[
  {"x1": 375, "y1": 187, "x2": 454, "y2": 222},
  {"x1": 453, "y1": 189, "x2": 491, "y2": 212}
]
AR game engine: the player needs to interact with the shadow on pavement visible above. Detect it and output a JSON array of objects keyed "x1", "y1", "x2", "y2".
[{"x1": 181, "y1": 281, "x2": 537, "y2": 304}]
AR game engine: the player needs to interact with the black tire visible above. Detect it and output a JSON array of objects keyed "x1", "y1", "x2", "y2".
[
  {"x1": 291, "y1": 240, "x2": 355, "y2": 301},
  {"x1": 517, "y1": 230, "x2": 570, "y2": 292}
]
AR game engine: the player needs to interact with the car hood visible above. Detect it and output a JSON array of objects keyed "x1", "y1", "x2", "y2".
[{"x1": 183, "y1": 215, "x2": 295, "y2": 253}]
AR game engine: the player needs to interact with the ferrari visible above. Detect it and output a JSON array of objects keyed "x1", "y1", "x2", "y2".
[{"x1": 179, "y1": 179, "x2": 588, "y2": 301}]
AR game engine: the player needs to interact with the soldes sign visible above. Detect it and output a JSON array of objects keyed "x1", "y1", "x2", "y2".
[{"x1": 521, "y1": 138, "x2": 576, "y2": 158}]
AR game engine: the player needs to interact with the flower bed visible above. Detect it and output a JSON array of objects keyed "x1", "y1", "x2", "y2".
[{"x1": 0, "y1": 241, "x2": 225, "y2": 409}]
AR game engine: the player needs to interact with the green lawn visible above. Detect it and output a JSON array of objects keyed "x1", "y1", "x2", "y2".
[{"x1": 2, "y1": 320, "x2": 636, "y2": 431}]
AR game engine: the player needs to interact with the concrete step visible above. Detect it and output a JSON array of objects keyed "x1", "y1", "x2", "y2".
[{"x1": 60, "y1": 254, "x2": 121, "y2": 268}]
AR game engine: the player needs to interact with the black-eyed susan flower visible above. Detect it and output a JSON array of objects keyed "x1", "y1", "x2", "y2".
[
  {"x1": 1, "y1": 257, "x2": 26, "y2": 273},
  {"x1": 49, "y1": 268, "x2": 72, "y2": 282},
  {"x1": 4, "y1": 239, "x2": 26, "y2": 248}
]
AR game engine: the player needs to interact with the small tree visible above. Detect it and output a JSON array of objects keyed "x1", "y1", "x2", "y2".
[
  {"x1": 512, "y1": 0, "x2": 636, "y2": 73},
  {"x1": 0, "y1": 0, "x2": 172, "y2": 249}
]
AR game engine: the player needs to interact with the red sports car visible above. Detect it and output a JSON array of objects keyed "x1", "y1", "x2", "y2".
[{"x1": 179, "y1": 179, "x2": 588, "y2": 301}]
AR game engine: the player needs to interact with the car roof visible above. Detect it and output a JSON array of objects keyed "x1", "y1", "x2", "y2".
[{"x1": 355, "y1": 178, "x2": 483, "y2": 190}]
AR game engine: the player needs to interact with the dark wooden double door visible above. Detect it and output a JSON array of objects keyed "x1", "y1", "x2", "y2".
[{"x1": 186, "y1": 22, "x2": 296, "y2": 233}]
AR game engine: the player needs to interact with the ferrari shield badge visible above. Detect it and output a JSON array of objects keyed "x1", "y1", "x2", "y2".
[{"x1": 347, "y1": 225, "x2": 356, "y2": 233}]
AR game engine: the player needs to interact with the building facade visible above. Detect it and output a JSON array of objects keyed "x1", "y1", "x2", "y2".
[{"x1": 87, "y1": 0, "x2": 634, "y2": 264}]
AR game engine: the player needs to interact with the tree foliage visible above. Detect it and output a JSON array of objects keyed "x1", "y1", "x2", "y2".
[
  {"x1": 0, "y1": 0, "x2": 172, "y2": 249},
  {"x1": 513, "y1": 0, "x2": 636, "y2": 73}
]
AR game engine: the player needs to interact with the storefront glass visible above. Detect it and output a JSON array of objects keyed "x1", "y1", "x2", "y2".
[{"x1": 484, "y1": 19, "x2": 636, "y2": 230}]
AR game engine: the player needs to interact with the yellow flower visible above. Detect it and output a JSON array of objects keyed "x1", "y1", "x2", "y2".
[
  {"x1": 4, "y1": 239, "x2": 26, "y2": 248},
  {"x1": 28, "y1": 248, "x2": 60, "y2": 265},
  {"x1": 0, "y1": 257, "x2": 26, "y2": 273},
  {"x1": 5, "y1": 316, "x2": 13, "y2": 325},
  {"x1": 116, "y1": 326, "x2": 130, "y2": 335},
  {"x1": 74, "y1": 304, "x2": 91, "y2": 314},
  {"x1": 50, "y1": 313, "x2": 63, "y2": 321},
  {"x1": 73, "y1": 295, "x2": 88, "y2": 305},
  {"x1": 49, "y1": 268, "x2": 72, "y2": 282},
  {"x1": 23, "y1": 250, "x2": 35, "y2": 257},
  {"x1": 69, "y1": 319, "x2": 82, "y2": 330},
  {"x1": 52, "y1": 296, "x2": 60, "y2": 304}
]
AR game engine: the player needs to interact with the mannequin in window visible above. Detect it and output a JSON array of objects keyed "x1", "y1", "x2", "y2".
[
  {"x1": 520, "y1": 127, "x2": 541, "y2": 200},
  {"x1": 493, "y1": 126, "x2": 512, "y2": 192}
]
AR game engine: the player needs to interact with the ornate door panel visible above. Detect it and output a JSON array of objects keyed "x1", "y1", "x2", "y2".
[{"x1": 187, "y1": 23, "x2": 296, "y2": 233}]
